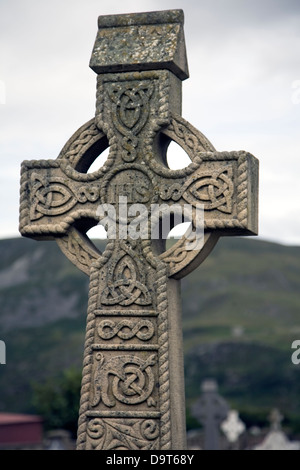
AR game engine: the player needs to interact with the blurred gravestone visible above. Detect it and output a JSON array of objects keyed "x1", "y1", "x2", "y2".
[
  {"x1": 221, "y1": 409, "x2": 245, "y2": 449},
  {"x1": 192, "y1": 379, "x2": 229, "y2": 450},
  {"x1": 254, "y1": 409, "x2": 300, "y2": 450}
]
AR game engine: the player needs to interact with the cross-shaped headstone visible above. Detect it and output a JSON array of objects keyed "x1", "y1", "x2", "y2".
[
  {"x1": 19, "y1": 10, "x2": 258, "y2": 450},
  {"x1": 221, "y1": 410, "x2": 246, "y2": 444},
  {"x1": 192, "y1": 379, "x2": 229, "y2": 450}
]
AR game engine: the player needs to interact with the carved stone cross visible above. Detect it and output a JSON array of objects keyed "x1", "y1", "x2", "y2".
[
  {"x1": 192, "y1": 379, "x2": 229, "y2": 450},
  {"x1": 221, "y1": 410, "x2": 246, "y2": 445},
  {"x1": 19, "y1": 10, "x2": 258, "y2": 450}
]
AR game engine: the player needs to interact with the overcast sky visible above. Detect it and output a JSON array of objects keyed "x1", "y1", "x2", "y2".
[{"x1": 0, "y1": 0, "x2": 299, "y2": 245}]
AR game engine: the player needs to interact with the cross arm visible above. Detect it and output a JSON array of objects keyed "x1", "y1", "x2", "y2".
[
  {"x1": 19, "y1": 159, "x2": 103, "y2": 240},
  {"x1": 153, "y1": 149, "x2": 258, "y2": 237}
]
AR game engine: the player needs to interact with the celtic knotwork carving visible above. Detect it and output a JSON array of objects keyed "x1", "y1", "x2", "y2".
[
  {"x1": 168, "y1": 115, "x2": 215, "y2": 154},
  {"x1": 86, "y1": 417, "x2": 159, "y2": 450},
  {"x1": 76, "y1": 185, "x2": 100, "y2": 203},
  {"x1": 161, "y1": 237, "x2": 194, "y2": 268},
  {"x1": 29, "y1": 173, "x2": 76, "y2": 220},
  {"x1": 56, "y1": 227, "x2": 100, "y2": 275},
  {"x1": 67, "y1": 235, "x2": 94, "y2": 268},
  {"x1": 101, "y1": 278, "x2": 152, "y2": 306},
  {"x1": 101, "y1": 253, "x2": 152, "y2": 306},
  {"x1": 108, "y1": 83, "x2": 154, "y2": 134},
  {"x1": 62, "y1": 121, "x2": 101, "y2": 166},
  {"x1": 121, "y1": 135, "x2": 138, "y2": 162},
  {"x1": 97, "y1": 319, "x2": 155, "y2": 341},
  {"x1": 159, "y1": 183, "x2": 183, "y2": 201},
  {"x1": 161, "y1": 115, "x2": 213, "y2": 175},
  {"x1": 169, "y1": 118, "x2": 201, "y2": 154},
  {"x1": 183, "y1": 166, "x2": 234, "y2": 213},
  {"x1": 92, "y1": 353, "x2": 156, "y2": 408},
  {"x1": 107, "y1": 81, "x2": 154, "y2": 162}
]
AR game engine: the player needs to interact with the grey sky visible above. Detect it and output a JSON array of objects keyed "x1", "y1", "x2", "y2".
[{"x1": 1, "y1": 0, "x2": 299, "y2": 244}]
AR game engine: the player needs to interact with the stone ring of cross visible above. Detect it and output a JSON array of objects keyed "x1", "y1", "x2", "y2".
[{"x1": 30, "y1": 113, "x2": 228, "y2": 280}]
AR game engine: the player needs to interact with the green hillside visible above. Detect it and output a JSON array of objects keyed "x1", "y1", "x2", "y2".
[{"x1": 0, "y1": 236, "x2": 300, "y2": 432}]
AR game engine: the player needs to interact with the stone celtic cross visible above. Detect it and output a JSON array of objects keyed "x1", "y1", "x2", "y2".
[
  {"x1": 192, "y1": 379, "x2": 229, "y2": 450},
  {"x1": 19, "y1": 10, "x2": 258, "y2": 450}
]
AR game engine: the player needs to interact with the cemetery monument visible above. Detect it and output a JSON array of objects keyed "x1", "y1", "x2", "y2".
[{"x1": 19, "y1": 10, "x2": 259, "y2": 450}]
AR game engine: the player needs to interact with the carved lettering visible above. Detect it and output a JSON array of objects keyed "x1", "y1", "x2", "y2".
[{"x1": 107, "y1": 169, "x2": 152, "y2": 205}]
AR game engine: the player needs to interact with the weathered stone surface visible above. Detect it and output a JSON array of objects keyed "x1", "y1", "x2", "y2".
[
  {"x1": 90, "y1": 10, "x2": 189, "y2": 80},
  {"x1": 19, "y1": 9, "x2": 259, "y2": 450}
]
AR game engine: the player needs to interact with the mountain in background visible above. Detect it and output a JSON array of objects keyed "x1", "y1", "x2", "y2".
[{"x1": 0, "y1": 236, "x2": 300, "y2": 431}]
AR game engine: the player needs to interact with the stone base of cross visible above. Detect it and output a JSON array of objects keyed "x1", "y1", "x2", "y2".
[{"x1": 19, "y1": 10, "x2": 258, "y2": 450}]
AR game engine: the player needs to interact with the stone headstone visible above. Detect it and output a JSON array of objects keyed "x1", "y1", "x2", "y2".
[
  {"x1": 19, "y1": 9, "x2": 259, "y2": 450},
  {"x1": 221, "y1": 410, "x2": 245, "y2": 444},
  {"x1": 192, "y1": 379, "x2": 229, "y2": 450},
  {"x1": 254, "y1": 409, "x2": 300, "y2": 450}
]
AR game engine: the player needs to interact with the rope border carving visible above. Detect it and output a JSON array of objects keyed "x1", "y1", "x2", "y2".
[{"x1": 76, "y1": 239, "x2": 115, "y2": 450}]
